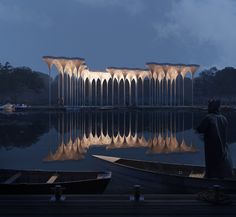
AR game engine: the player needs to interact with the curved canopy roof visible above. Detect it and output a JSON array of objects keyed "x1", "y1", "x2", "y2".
[
  {"x1": 146, "y1": 62, "x2": 200, "y2": 78},
  {"x1": 42, "y1": 56, "x2": 86, "y2": 73},
  {"x1": 42, "y1": 56, "x2": 200, "y2": 78}
]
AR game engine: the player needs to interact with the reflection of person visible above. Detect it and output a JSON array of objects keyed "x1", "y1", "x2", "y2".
[
  {"x1": 197, "y1": 99, "x2": 234, "y2": 178},
  {"x1": 57, "y1": 97, "x2": 64, "y2": 106}
]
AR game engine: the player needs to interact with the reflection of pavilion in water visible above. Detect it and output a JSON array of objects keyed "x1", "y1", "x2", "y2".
[{"x1": 44, "y1": 111, "x2": 197, "y2": 161}]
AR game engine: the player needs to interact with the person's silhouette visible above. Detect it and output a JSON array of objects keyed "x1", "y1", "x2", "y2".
[{"x1": 197, "y1": 99, "x2": 234, "y2": 178}]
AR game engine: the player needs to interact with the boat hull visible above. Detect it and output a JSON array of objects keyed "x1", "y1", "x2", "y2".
[
  {"x1": 0, "y1": 170, "x2": 111, "y2": 194},
  {"x1": 93, "y1": 155, "x2": 236, "y2": 194},
  {"x1": 0, "y1": 178, "x2": 110, "y2": 194}
]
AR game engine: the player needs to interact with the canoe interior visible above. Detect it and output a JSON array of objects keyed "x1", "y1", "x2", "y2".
[
  {"x1": 0, "y1": 169, "x2": 109, "y2": 184},
  {"x1": 0, "y1": 169, "x2": 111, "y2": 194}
]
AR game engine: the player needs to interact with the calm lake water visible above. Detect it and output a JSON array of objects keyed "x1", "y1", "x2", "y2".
[{"x1": 1, "y1": 110, "x2": 236, "y2": 172}]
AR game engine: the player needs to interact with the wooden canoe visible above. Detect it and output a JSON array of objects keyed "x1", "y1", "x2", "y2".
[
  {"x1": 0, "y1": 169, "x2": 111, "y2": 194},
  {"x1": 93, "y1": 155, "x2": 236, "y2": 193}
]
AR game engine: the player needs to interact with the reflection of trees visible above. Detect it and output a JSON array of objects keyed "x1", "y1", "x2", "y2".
[
  {"x1": 0, "y1": 113, "x2": 49, "y2": 149},
  {"x1": 47, "y1": 111, "x2": 197, "y2": 161}
]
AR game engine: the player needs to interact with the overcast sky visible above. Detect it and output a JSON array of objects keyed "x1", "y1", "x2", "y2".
[{"x1": 1, "y1": 0, "x2": 236, "y2": 74}]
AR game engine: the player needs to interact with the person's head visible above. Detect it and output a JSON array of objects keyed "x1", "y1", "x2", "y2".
[{"x1": 208, "y1": 99, "x2": 221, "y2": 114}]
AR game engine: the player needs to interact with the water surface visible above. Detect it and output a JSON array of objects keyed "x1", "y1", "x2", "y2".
[{"x1": 1, "y1": 110, "x2": 236, "y2": 172}]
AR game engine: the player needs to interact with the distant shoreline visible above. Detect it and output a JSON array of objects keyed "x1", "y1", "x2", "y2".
[{"x1": 2, "y1": 105, "x2": 235, "y2": 112}]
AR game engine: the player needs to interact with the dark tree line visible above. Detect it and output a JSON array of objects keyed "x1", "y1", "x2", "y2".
[
  {"x1": 1, "y1": 60, "x2": 236, "y2": 106},
  {"x1": 0, "y1": 61, "x2": 49, "y2": 105},
  {"x1": 194, "y1": 67, "x2": 236, "y2": 105}
]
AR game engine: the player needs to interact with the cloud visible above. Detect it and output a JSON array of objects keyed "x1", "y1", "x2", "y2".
[
  {"x1": 153, "y1": 0, "x2": 236, "y2": 67},
  {"x1": 75, "y1": 0, "x2": 144, "y2": 15},
  {"x1": 0, "y1": 2, "x2": 52, "y2": 29}
]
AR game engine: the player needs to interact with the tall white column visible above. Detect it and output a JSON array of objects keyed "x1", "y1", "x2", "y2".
[
  {"x1": 64, "y1": 74, "x2": 67, "y2": 105},
  {"x1": 78, "y1": 76, "x2": 80, "y2": 106},
  {"x1": 178, "y1": 75, "x2": 181, "y2": 106},
  {"x1": 161, "y1": 79, "x2": 164, "y2": 106},
  {"x1": 62, "y1": 72, "x2": 64, "y2": 106},
  {"x1": 151, "y1": 78, "x2": 153, "y2": 106},
  {"x1": 71, "y1": 75, "x2": 73, "y2": 106},
  {"x1": 76, "y1": 76, "x2": 78, "y2": 106},
  {"x1": 74, "y1": 76, "x2": 76, "y2": 106},
  {"x1": 58, "y1": 73, "x2": 61, "y2": 105},
  {"x1": 68, "y1": 73, "x2": 71, "y2": 105},
  {"x1": 112, "y1": 79, "x2": 114, "y2": 106},
  {"x1": 124, "y1": 79, "x2": 126, "y2": 106},
  {"x1": 48, "y1": 68, "x2": 51, "y2": 106},
  {"x1": 170, "y1": 80, "x2": 173, "y2": 106},
  {"x1": 64, "y1": 73, "x2": 66, "y2": 105},
  {"x1": 149, "y1": 79, "x2": 151, "y2": 106},
  {"x1": 157, "y1": 79, "x2": 159, "y2": 105},
  {"x1": 79, "y1": 77, "x2": 81, "y2": 106},
  {"x1": 95, "y1": 79, "x2": 97, "y2": 106},
  {"x1": 118, "y1": 80, "x2": 120, "y2": 106},
  {"x1": 82, "y1": 77, "x2": 84, "y2": 106},
  {"x1": 89, "y1": 80, "x2": 92, "y2": 106},
  {"x1": 157, "y1": 80, "x2": 159, "y2": 106},
  {"x1": 106, "y1": 80, "x2": 109, "y2": 106},
  {"x1": 83, "y1": 79, "x2": 86, "y2": 105},
  {"x1": 192, "y1": 73, "x2": 194, "y2": 106},
  {"x1": 182, "y1": 76, "x2": 185, "y2": 106},
  {"x1": 135, "y1": 79, "x2": 138, "y2": 106},
  {"x1": 72, "y1": 75, "x2": 74, "y2": 106},
  {"x1": 142, "y1": 79, "x2": 144, "y2": 106},
  {"x1": 72, "y1": 75, "x2": 75, "y2": 106},
  {"x1": 174, "y1": 79, "x2": 177, "y2": 106},
  {"x1": 82, "y1": 78, "x2": 84, "y2": 106},
  {"x1": 68, "y1": 74, "x2": 70, "y2": 106},
  {"x1": 166, "y1": 78, "x2": 168, "y2": 106},
  {"x1": 101, "y1": 80, "x2": 103, "y2": 106},
  {"x1": 129, "y1": 80, "x2": 131, "y2": 106},
  {"x1": 153, "y1": 78, "x2": 155, "y2": 106},
  {"x1": 84, "y1": 79, "x2": 86, "y2": 106},
  {"x1": 68, "y1": 75, "x2": 70, "y2": 106},
  {"x1": 70, "y1": 75, "x2": 72, "y2": 106},
  {"x1": 85, "y1": 79, "x2": 87, "y2": 106},
  {"x1": 79, "y1": 75, "x2": 83, "y2": 106},
  {"x1": 153, "y1": 78, "x2": 156, "y2": 106}
]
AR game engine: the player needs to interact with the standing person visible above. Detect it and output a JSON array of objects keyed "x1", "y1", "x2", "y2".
[{"x1": 197, "y1": 99, "x2": 234, "y2": 178}]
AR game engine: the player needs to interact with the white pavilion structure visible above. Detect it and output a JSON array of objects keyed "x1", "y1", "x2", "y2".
[{"x1": 43, "y1": 56, "x2": 199, "y2": 107}]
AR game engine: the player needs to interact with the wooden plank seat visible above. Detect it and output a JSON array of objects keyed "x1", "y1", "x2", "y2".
[
  {"x1": 189, "y1": 171, "x2": 205, "y2": 178},
  {"x1": 4, "y1": 172, "x2": 22, "y2": 184},
  {"x1": 46, "y1": 175, "x2": 58, "y2": 184}
]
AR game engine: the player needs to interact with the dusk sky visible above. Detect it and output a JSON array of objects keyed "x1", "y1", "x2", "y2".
[{"x1": 1, "y1": 0, "x2": 236, "y2": 75}]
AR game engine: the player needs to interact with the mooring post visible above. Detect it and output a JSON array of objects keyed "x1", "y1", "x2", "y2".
[
  {"x1": 134, "y1": 185, "x2": 141, "y2": 201},
  {"x1": 51, "y1": 185, "x2": 65, "y2": 202},
  {"x1": 213, "y1": 185, "x2": 221, "y2": 202},
  {"x1": 130, "y1": 185, "x2": 144, "y2": 202}
]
